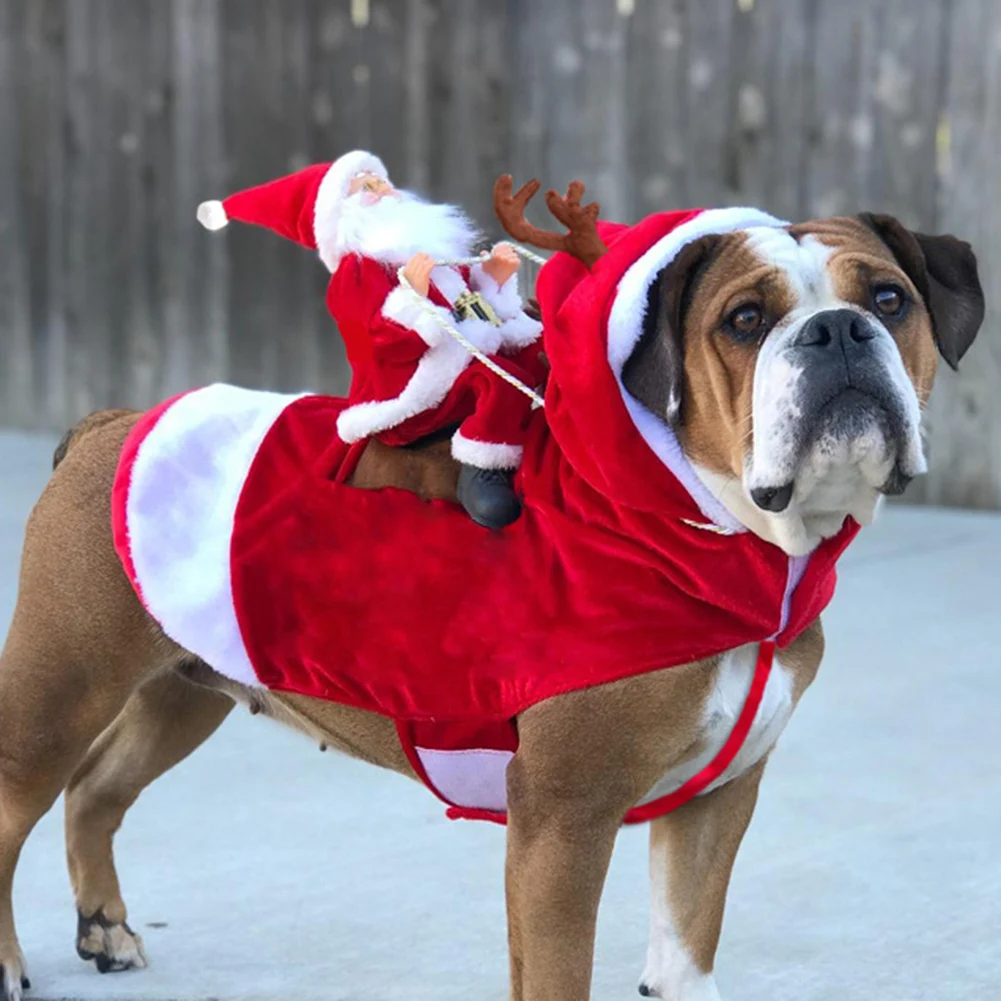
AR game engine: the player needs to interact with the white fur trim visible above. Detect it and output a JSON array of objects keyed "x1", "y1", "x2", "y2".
[
  {"x1": 608, "y1": 207, "x2": 787, "y2": 532},
  {"x1": 336, "y1": 337, "x2": 473, "y2": 442},
  {"x1": 428, "y1": 264, "x2": 467, "y2": 303},
  {"x1": 197, "y1": 200, "x2": 228, "y2": 231},
  {"x1": 381, "y1": 284, "x2": 505, "y2": 355},
  {"x1": 498, "y1": 312, "x2": 543, "y2": 350},
  {"x1": 314, "y1": 150, "x2": 389, "y2": 271},
  {"x1": 126, "y1": 384, "x2": 306, "y2": 687},
  {"x1": 469, "y1": 261, "x2": 523, "y2": 318},
  {"x1": 451, "y1": 431, "x2": 523, "y2": 470},
  {"x1": 382, "y1": 286, "x2": 450, "y2": 347}
]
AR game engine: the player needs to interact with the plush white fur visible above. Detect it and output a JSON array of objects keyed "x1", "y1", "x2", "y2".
[
  {"x1": 126, "y1": 385, "x2": 305, "y2": 687},
  {"x1": 450, "y1": 431, "x2": 523, "y2": 470},
  {"x1": 336, "y1": 335, "x2": 474, "y2": 443},
  {"x1": 196, "y1": 199, "x2": 228, "y2": 231},
  {"x1": 328, "y1": 190, "x2": 480, "y2": 271},
  {"x1": 497, "y1": 311, "x2": 543, "y2": 350},
  {"x1": 470, "y1": 260, "x2": 524, "y2": 317},
  {"x1": 381, "y1": 286, "x2": 453, "y2": 348}
]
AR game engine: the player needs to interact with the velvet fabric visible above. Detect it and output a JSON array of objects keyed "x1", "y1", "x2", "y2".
[{"x1": 112, "y1": 207, "x2": 860, "y2": 824}]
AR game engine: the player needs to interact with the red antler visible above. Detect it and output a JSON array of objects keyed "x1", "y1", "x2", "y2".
[{"x1": 493, "y1": 174, "x2": 607, "y2": 269}]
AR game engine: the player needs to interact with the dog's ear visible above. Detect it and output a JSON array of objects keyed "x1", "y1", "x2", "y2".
[
  {"x1": 622, "y1": 235, "x2": 720, "y2": 426},
  {"x1": 859, "y1": 213, "x2": 985, "y2": 370}
]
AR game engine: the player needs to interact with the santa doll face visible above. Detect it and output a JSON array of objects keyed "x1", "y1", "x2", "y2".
[{"x1": 348, "y1": 171, "x2": 398, "y2": 205}]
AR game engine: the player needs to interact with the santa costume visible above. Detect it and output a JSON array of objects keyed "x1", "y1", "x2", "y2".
[
  {"x1": 113, "y1": 205, "x2": 860, "y2": 825},
  {"x1": 197, "y1": 151, "x2": 544, "y2": 526}
]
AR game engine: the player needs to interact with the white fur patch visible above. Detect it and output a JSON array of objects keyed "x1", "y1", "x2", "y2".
[
  {"x1": 643, "y1": 831, "x2": 723, "y2": 1000},
  {"x1": 126, "y1": 385, "x2": 305, "y2": 687},
  {"x1": 637, "y1": 644, "x2": 795, "y2": 807},
  {"x1": 329, "y1": 192, "x2": 480, "y2": 270}
]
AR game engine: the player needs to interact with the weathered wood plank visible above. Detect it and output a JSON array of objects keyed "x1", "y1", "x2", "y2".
[
  {"x1": 682, "y1": 0, "x2": 736, "y2": 207},
  {"x1": 727, "y1": 0, "x2": 814, "y2": 220},
  {"x1": 0, "y1": 0, "x2": 33, "y2": 426},
  {"x1": 803, "y1": 0, "x2": 879, "y2": 218},
  {"x1": 626, "y1": 0, "x2": 689, "y2": 219},
  {"x1": 163, "y1": 0, "x2": 227, "y2": 398},
  {"x1": 0, "y1": 0, "x2": 998, "y2": 509},
  {"x1": 918, "y1": 0, "x2": 1001, "y2": 509}
]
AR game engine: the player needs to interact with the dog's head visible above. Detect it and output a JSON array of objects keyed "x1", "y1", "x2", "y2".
[{"x1": 623, "y1": 214, "x2": 984, "y2": 554}]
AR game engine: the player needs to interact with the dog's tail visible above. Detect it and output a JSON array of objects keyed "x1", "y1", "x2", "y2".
[{"x1": 52, "y1": 410, "x2": 136, "y2": 470}]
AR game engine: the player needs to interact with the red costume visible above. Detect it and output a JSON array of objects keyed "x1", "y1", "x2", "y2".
[
  {"x1": 197, "y1": 151, "x2": 544, "y2": 470},
  {"x1": 115, "y1": 206, "x2": 860, "y2": 824}
]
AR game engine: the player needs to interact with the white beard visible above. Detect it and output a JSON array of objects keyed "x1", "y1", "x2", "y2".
[{"x1": 334, "y1": 191, "x2": 481, "y2": 266}]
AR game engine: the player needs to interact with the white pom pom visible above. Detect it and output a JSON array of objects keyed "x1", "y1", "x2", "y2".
[{"x1": 197, "y1": 200, "x2": 228, "y2": 231}]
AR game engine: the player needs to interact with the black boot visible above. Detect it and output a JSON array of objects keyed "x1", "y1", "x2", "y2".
[{"x1": 456, "y1": 464, "x2": 521, "y2": 529}]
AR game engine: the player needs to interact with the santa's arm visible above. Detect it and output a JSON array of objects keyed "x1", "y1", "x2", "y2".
[
  {"x1": 468, "y1": 259, "x2": 524, "y2": 319},
  {"x1": 467, "y1": 248, "x2": 542, "y2": 350},
  {"x1": 329, "y1": 256, "x2": 445, "y2": 365}
]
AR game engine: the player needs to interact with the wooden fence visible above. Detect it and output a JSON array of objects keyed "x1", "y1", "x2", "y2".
[{"x1": 1, "y1": 0, "x2": 999, "y2": 507}]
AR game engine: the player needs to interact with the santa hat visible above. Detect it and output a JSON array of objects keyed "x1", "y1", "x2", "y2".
[{"x1": 196, "y1": 150, "x2": 389, "y2": 271}]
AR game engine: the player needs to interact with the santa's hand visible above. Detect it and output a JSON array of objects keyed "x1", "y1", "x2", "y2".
[
  {"x1": 481, "y1": 242, "x2": 520, "y2": 287},
  {"x1": 403, "y1": 253, "x2": 436, "y2": 297}
]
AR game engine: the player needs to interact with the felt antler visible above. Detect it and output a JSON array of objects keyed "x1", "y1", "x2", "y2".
[{"x1": 493, "y1": 174, "x2": 608, "y2": 269}]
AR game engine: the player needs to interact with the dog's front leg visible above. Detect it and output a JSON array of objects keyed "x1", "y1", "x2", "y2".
[
  {"x1": 505, "y1": 756, "x2": 621, "y2": 1001},
  {"x1": 640, "y1": 760, "x2": 767, "y2": 1000}
]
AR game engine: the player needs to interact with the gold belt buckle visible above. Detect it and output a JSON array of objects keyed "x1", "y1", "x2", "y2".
[{"x1": 452, "y1": 290, "x2": 501, "y2": 327}]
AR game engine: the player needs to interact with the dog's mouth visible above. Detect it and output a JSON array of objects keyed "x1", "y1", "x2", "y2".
[{"x1": 750, "y1": 384, "x2": 918, "y2": 514}]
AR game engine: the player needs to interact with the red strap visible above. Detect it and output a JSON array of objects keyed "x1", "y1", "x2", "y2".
[
  {"x1": 622, "y1": 640, "x2": 776, "y2": 824},
  {"x1": 404, "y1": 641, "x2": 776, "y2": 827}
]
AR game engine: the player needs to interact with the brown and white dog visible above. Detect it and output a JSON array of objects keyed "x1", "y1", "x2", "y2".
[{"x1": 0, "y1": 208, "x2": 983, "y2": 1001}]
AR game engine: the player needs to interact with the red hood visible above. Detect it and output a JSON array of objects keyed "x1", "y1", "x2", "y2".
[{"x1": 537, "y1": 208, "x2": 785, "y2": 526}]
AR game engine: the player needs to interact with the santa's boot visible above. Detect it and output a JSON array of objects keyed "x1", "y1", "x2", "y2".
[{"x1": 456, "y1": 465, "x2": 521, "y2": 529}]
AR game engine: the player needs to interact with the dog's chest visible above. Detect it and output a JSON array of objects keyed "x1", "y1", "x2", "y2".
[{"x1": 636, "y1": 645, "x2": 796, "y2": 807}]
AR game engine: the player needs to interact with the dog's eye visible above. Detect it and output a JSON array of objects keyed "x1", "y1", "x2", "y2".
[
  {"x1": 726, "y1": 304, "x2": 764, "y2": 338},
  {"x1": 873, "y1": 285, "x2": 905, "y2": 317}
]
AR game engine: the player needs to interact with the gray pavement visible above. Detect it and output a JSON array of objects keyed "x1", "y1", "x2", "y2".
[{"x1": 1, "y1": 428, "x2": 999, "y2": 1001}]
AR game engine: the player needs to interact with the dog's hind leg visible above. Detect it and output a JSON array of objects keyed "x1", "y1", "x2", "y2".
[
  {"x1": 65, "y1": 667, "x2": 233, "y2": 974},
  {"x1": 0, "y1": 623, "x2": 166, "y2": 1001},
  {"x1": 0, "y1": 413, "x2": 171, "y2": 1001}
]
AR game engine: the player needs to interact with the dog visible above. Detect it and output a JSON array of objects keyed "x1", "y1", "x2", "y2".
[{"x1": 0, "y1": 193, "x2": 983, "y2": 1001}]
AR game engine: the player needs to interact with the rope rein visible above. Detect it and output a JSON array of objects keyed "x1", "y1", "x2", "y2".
[{"x1": 395, "y1": 245, "x2": 549, "y2": 409}]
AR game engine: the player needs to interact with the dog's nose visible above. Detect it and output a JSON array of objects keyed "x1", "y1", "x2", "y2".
[{"x1": 796, "y1": 309, "x2": 875, "y2": 350}]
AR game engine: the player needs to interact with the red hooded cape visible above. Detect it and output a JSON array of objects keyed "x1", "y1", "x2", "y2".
[{"x1": 113, "y1": 208, "x2": 858, "y2": 824}]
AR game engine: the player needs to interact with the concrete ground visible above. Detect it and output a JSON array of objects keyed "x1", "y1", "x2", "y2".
[{"x1": 1, "y1": 427, "x2": 999, "y2": 1001}]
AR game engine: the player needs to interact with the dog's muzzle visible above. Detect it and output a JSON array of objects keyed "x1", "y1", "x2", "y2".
[{"x1": 751, "y1": 308, "x2": 918, "y2": 512}]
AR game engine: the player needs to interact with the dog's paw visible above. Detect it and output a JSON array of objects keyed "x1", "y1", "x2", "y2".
[
  {"x1": 638, "y1": 960, "x2": 721, "y2": 1001},
  {"x1": 76, "y1": 909, "x2": 147, "y2": 974},
  {"x1": 0, "y1": 950, "x2": 29, "y2": 1001}
]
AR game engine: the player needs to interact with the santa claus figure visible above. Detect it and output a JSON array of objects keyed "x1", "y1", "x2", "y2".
[{"x1": 197, "y1": 151, "x2": 544, "y2": 528}]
